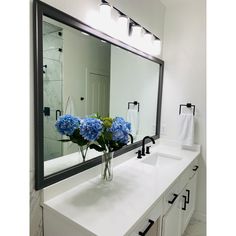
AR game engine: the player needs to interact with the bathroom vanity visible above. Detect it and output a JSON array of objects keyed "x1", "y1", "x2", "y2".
[{"x1": 42, "y1": 142, "x2": 200, "y2": 236}]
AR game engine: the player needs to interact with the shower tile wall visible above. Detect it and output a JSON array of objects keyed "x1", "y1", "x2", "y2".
[{"x1": 43, "y1": 23, "x2": 63, "y2": 161}]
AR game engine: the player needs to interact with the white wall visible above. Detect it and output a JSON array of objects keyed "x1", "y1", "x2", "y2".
[
  {"x1": 161, "y1": 0, "x2": 206, "y2": 221},
  {"x1": 110, "y1": 46, "x2": 159, "y2": 141},
  {"x1": 30, "y1": 1, "x2": 165, "y2": 236}
]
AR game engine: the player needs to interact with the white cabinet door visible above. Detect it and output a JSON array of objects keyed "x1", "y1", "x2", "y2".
[
  {"x1": 181, "y1": 173, "x2": 197, "y2": 234},
  {"x1": 162, "y1": 196, "x2": 182, "y2": 236},
  {"x1": 145, "y1": 220, "x2": 159, "y2": 236}
]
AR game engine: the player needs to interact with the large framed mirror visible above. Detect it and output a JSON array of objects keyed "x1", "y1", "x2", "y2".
[{"x1": 34, "y1": 1, "x2": 164, "y2": 189}]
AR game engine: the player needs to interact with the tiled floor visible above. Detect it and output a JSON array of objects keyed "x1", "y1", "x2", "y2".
[{"x1": 183, "y1": 218, "x2": 206, "y2": 236}]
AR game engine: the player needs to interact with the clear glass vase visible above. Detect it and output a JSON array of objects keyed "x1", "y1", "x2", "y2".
[
  {"x1": 79, "y1": 145, "x2": 88, "y2": 162},
  {"x1": 101, "y1": 151, "x2": 114, "y2": 181}
]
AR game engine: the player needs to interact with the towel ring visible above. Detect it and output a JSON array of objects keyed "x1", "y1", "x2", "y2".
[
  {"x1": 128, "y1": 101, "x2": 140, "y2": 112},
  {"x1": 179, "y1": 103, "x2": 195, "y2": 115}
]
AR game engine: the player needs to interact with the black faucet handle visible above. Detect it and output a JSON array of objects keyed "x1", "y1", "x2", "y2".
[
  {"x1": 146, "y1": 146, "x2": 151, "y2": 154},
  {"x1": 136, "y1": 150, "x2": 142, "y2": 159}
]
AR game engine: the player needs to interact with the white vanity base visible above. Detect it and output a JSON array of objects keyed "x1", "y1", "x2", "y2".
[{"x1": 43, "y1": 142, "x2": 200, "y2": 236}]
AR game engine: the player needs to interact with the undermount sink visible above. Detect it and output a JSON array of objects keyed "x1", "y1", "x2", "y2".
[{"x1": 141, "y1": 152, "x2": 182, "y2": 167}]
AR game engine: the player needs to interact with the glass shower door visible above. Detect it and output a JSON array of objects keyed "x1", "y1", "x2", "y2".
[{"x1": 43, "y1": 21, "x2": 63, "y2": 161}]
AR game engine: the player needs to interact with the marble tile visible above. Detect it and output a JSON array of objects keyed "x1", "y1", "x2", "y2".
[
  {"x1": 43, "y1": 32, "x2": 63, "y2": 50},
  {"x1": 43, "y1": 80, "x2": 62, "y2": 109},
  {"x1": 44, "y1": 137, "x2": 63, "y2": 161},
  {"x1": 43, "y1": 49, "x2": 63, "y2": 62},
  {"x1": 44, "y1": 110, "x2": 62, "y2": 140},
  {"x1": 43, "y1": 57, "x2": 62, "y2": 81},
  {"x1": 183, "y1": 218, "x2": 206, "y2": 236}
]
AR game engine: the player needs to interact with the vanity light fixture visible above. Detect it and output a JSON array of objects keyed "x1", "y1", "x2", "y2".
[
  {"x1": 99, "y1": 0, "x2": 162, "y2": 56},
  {"x1": 100, "y1": 0, "x2": 111, "y2": 18}
]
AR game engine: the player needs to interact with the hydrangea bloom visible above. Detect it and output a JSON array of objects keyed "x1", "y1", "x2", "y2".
[
  {"x1": 55, "y1": 114, "x2": 80, "y2": 136},
  {"x1": 79, "y1": 118, "x2": 103, "y2": 141},
  {"x1": 109, "y1": 117, "x2": 131, "y2": 144}
]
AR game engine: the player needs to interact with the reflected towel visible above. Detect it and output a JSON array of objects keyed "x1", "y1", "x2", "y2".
[
  {"x1": 65, "y1": 96, "x2": 75, "y2": 115},
  {"x1": 127, "y1": 109, "x2": 139, "y2": 138},
  {"x1": 178, "y1": 113, "x2": 195, "y2": 146}
]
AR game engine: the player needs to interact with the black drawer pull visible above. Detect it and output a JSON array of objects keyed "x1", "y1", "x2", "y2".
[
  {"x1": 182, "y1": 195, "x2": 187, "y2": 211},
  {"x1": 192, "y1": 165, "x2": 199, "y2": 171},
  {"x1": 168, "y1": 193, "x2": 178, "y2": 204},
  {"x1": 139, "y1": 219, "x2": 154, "y2": 236},
  {"x1": 186, "y1": 189, "x2": 190, "y2": 204}
]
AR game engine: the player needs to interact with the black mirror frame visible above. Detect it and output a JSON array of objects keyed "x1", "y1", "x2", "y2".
[{"x1": 33, "y1": 0, "x2": 164, "y2": 190}]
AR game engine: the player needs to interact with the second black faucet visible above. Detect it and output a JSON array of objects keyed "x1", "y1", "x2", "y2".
[{"x1": 141, "y1": 136, "x2": 155, "y2": 156}]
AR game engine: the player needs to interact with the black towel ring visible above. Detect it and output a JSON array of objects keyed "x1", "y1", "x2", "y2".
[
  {"x1": 179, "y1": 103, "x2": 195, "y2": 115},
  {"x1": 128, "y1": 101, "x2": 140, "y2": 112}
]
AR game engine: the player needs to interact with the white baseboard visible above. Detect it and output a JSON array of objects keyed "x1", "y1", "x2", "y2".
[{"x1": 192, "y1": 211, "x2": 206, "y2": 223}]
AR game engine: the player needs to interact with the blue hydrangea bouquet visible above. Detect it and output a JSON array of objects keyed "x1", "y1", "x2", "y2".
[{"x1": 55, "y1": 114, "x2": 131, "y2": 181}]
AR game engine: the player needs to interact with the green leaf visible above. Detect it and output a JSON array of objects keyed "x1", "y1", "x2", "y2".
[{"x1": 70, "y1": 129, "x2": 89, "y2": 146}]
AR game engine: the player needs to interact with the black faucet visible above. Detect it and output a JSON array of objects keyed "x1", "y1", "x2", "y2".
[
  {"x1": 141, "y1": 136, "x2": 155, "y2": 156},
  {"x1": 128, "y1": 133, "x2": 134, "y2": 144}
]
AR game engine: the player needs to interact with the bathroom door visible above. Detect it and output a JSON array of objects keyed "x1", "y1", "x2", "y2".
[{"x1": 86, "y1": 72, "x2": 110, "y2": 117}]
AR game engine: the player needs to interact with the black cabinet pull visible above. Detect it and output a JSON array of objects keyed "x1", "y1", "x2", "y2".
[
  {"x1": 182, "y1": 195, "x2": 187, "y2": 211},
  {"x1": 192, "y1": 165, "x2": 199, "y2": 171},
  {"x1": 186, "y1": 189, "x2": 190, "y2": 204},
  {"x1": 56, "y1": 109, "x2": 62, "y2": 120},
  {"x1": 138, "y1": 219, "x2": 154, "y2": 236},
  {"x1": 168, "y1": 193, "x2": 178, "y2": 204}
]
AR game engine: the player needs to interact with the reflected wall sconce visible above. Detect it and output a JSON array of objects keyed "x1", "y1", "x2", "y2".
[{"x1": 99, "y1": 0, "x2": 161, "y2": 56}]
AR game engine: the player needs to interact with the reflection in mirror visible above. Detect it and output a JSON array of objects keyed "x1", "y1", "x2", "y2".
[{"x1": 42, "y1": 16, "x2": 160, "y2": 177}]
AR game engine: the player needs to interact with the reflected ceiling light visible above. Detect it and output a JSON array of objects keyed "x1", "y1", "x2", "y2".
[
  {"x1": 100, "y1": 0, "x2": 111, "y2": 18},
  {"x1": 81, "y1": 31, "x2": 89, "y2": 36}
]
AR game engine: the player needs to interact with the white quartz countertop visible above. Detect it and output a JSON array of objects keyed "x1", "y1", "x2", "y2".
[{"x1": 43, "y1": 143, "x2": 200, "y2": 236}]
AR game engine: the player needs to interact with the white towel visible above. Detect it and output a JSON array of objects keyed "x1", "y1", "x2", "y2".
[
  {"x1": 127, "y1": 109, "x2": 139, "y2": 139},
  {"x1": 178, "y1": 113, "x2": 195, "y2": 146},
  {"x1": 65, "y1": 96, "x2": 75, "y2": 115}
]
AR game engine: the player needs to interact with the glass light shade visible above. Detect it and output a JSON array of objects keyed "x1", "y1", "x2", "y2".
[
  {"x1": 131, "y1": 25, "x2": 142, "y2": 38},
  {"x1": 100, "y1": 3, "x2": 111, "y2": 18},
  {"x1": 116, "y1": 15, "x2": 129, "y2": 39},
  {"x1": 143, "y1": 32, "x2": 152, "y2": 41},
  {"x1": 143, "y1": 33, "x2": 153, "y2": 54},
  {"x1": 118, "y1": 15, "x2": 129, "y2": 31},
  {"x1": 153, "y1": 38, "x2": 161, "y2": 56}
]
